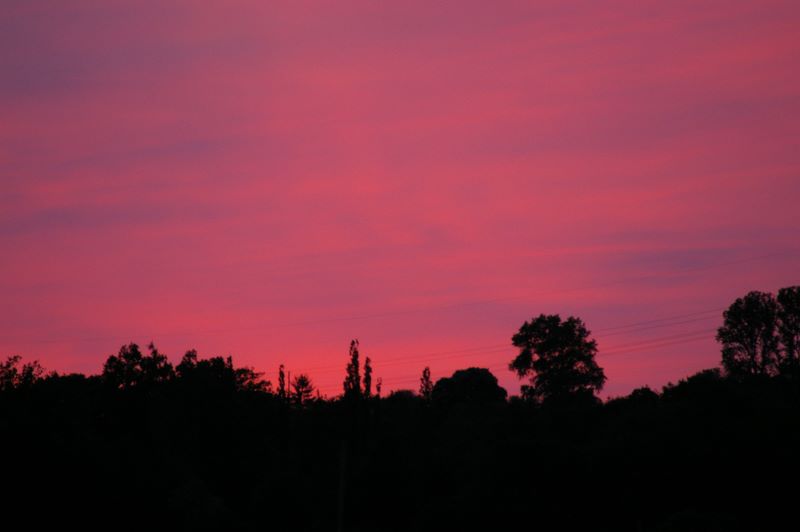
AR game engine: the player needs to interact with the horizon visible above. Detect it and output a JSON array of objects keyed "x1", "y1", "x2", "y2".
[
  {"x1": 3, "y1": 1, "x2": 800, "y2": 398},
  {"x1": 7, "y1": 277, "x2": 800, "y2": 400}
]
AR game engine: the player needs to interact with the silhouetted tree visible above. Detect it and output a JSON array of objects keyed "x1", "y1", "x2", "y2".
[
  {"x1": 628, "y1": 386, "x2": 659, "y2": 404},
  {"x1": 0, "y1": 355, "x2": 20, "y2": 392},
  {"x1": 291, "y1": 373, "x2": 315, "y2": 405},
  {"x1": 387, "y1": 389, "x2": 416, "y2": 401},
  {"x1": 376, "y1": 377, "x2": 382, "y2": 398},
  {"x1": 175, "y1": 348, "x2": 198, "y2": 377},
  {"x1": 0, "y1": 355, "x2": 45, "y2": 391},
  {"x1": 364, "y1": 357, "x2": 373, "y2": 398},
  {"x1": 343, "y1": 339, "x2": 362, "y2": 400},
  {"x1": 432, "y1": 367, "x2": 507, "y2": 405},
  {"x1": 716, "y1": 291, "x2": 780, "y2": 376},
  {"x1": 4, "y1": 312, "x2": 800, "y2": 531},
  {"x1": 777, "y1": 286, "x2": 800, "y2": 371},
  {"x1": 278, "y1": 364, "x2": 287, "y2": 400},
  {"x1": 234, "y1": 363, "x2": 271, "y2": 393},
  {"x1": 142, "y1": 342, "x2": 173, "y2": 382},
  {"x1": 175, "y1": 350, "x2": 269, "y2": 392},
  {"x1": 510, "y1": 314, "x2": 606, "y2": 403},
  {"x1": 103, "y1": 342, "x2": 173, "y2": 389},
  {"x1": 384, "y1": 389, "x2": 417, "y2": 408},
  {"x1": 419, "y1": 366, "x2": 433, "y2": 401}
]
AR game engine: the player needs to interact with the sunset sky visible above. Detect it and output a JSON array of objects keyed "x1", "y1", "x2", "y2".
[{"x1": 2, "y1": 0, "x2": 799, "y2": 397}]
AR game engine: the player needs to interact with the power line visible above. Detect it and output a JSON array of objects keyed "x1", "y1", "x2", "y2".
[
  {"x1": 599, "y1": 328, "x2": 717, "y2": 352},
  {"x1": 302, "y1": 329, "x2": 720, "y2": 396},
  {"x1": 4, "y1": 256, "x2": 796, "y2": 396},
  {"x1": 593, "y1": 308, "x2": 722, "y2": 333},
  {"x1": 602, "y1": 333, "x2": 713, "y2": 358},
  {"x1": 278, "y1": 313, "x2": 725, "y2": 378}
]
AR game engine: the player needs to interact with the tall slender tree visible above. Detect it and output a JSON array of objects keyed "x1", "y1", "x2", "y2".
[
  {"x1": 278, "y1": 364, "x2": 287, "y2": 400},
  {"x1": 419, "y1": 366, "x2": 433, "y2": 401},
  {"x1": 363, "y1": 356, "x2": 373, "y2": 398},
  {"x1": 343, "y1": 339, "x2": 362, "y2": 400}
]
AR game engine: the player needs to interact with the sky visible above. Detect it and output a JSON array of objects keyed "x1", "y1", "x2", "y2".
[{"x1": 1, "y1": 0, "x2": 799, "y2": 398}]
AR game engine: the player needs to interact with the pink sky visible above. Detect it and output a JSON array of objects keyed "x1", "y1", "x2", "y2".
[{"x1": 2, "y1": 0, "x2": 799, "y2": 397}]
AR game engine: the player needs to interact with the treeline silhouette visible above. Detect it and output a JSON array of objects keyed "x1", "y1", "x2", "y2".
[{"x1": 2, "y1": 286, "x2": 799, "y2": 531}]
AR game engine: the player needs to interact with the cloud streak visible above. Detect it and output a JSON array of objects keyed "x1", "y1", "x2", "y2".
[{"x1": 2, "y1": 0, "x2": 799, "y2": 396}]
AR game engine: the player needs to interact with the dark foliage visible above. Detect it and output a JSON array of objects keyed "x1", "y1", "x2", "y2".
[
  {"x1": 343, "y1": 339, "x2": 362, "y2": 400},
  {"x1": 431, "y1": 367, "x2": 507, "y2": 405},
  {"x1": 102, "y1": 342, "x2": 173, "y2": 389},
  {"x1": 175, "y1": 348, "x2": 270, "y2": 393},
  {"x1": 3, "y1": 288, "x2": 800, "y2": 531},
  {"x1": 363, "y1": 357, "x2": 373, "y2": 399},
  {"x1": 3, "y1": 353, "x2": 797, "y2": 531},
  {"x1": 716, "y1": 286, "x2": 800, "y2": 377},
  {"x1": 778, "y1": 286, "x2": 800, "y2": 371},
  {"x1": 291, "y1": 373, "x2": 315, "y2": 405},
  {"x1": 716, "y1": 291, "x2": 781, "y2": 376},
  {"x1": 510, "y1": 314, "x2": 606, "y2": 403},
  {"x1": 419, "y1": 366, "x2": 433, "y2": 401},
  {"x1": 278, "y1": 364, "x2": 287, "y2": 400},
  {"x1": 0, "y1": 355, "x2": 46, "y2": 391}
]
